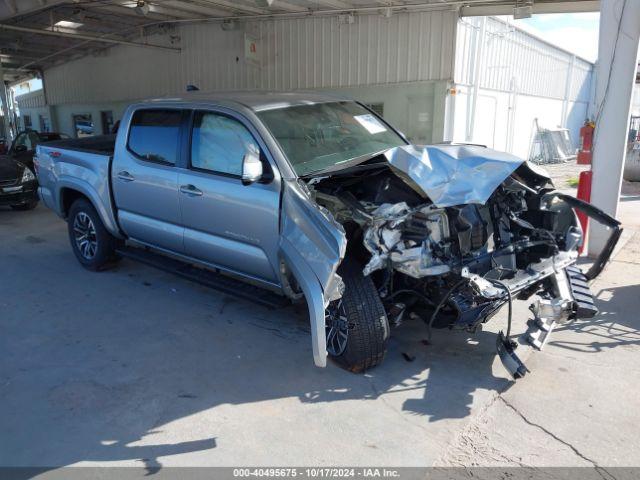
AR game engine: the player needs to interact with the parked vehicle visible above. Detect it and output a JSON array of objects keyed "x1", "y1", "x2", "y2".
[
  {"x1": 0, "y1": 155, "x2": 38, "y2": 210},
  {"x1": 35, "y1": 93, "x2": 621, "y2": 376},
  {"x1": 5, "y1": 130, "x2": 67, "y2": 170}
]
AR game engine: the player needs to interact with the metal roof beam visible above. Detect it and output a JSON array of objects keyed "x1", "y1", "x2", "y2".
[
  {"x1": 310, "y1": 0, "x2": 355, "y2": 9},
  {"x1": 0, "y1": 0, "x2": 76, "y2": 22},
  {"x1": 0, "y1": 23, "x2": 181, "y2": 52},
  {"x1": 162, "y1": 1, "x2": 233, "y2": 17},
  {"x1": 461, "y1": 0, "x2": 599, "y2": 16},
  {"x1": 89, "y1": 3, "x2": 187, "y2": 21}
]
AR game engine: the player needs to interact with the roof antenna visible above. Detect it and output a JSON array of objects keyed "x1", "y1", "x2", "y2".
[{"x1": 186, "y1": 84, "x2": 199, "y2": 92}]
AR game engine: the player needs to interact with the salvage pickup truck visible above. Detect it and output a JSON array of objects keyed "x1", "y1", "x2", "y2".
[{"x1": 35, "y1": 92, "x2": 621, "y2": 377}]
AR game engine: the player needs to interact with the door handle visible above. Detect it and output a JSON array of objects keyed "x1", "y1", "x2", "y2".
[
  {"x1": 180, "y1": 184, "x2": 203, "y2": 196},
  {"x1": 117, "y1": 171, "x2": 135, "y2": 182}
]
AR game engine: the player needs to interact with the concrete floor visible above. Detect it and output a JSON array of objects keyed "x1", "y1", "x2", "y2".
[{"x1": 0, "y1": 202, "x2": 639, "y2": 470}]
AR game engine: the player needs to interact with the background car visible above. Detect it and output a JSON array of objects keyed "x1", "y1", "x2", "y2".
[
  {"x1": 4, "y1": 130, "x2": 68, "y2": 170},
  {"x1": 0, "y1": 155, "x2": 38, "y2": 210}
]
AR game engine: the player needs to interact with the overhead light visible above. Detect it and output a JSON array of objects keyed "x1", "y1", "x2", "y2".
[
  {"x1": 338, "y1": 14, "x2": 355, "y2": 25},
  {"x1": 54, "y1": 20, "x2": 83, "y2": 29},
  {"x1": 513, "y1": 5, "x2": 532, "y2": 19},
  {"x1": 513, "y1": 1, "x2": 533, "y2": 19},
  {"x1": 220, "y1": 20, "x2": 238, "y2": 31},
  {"x1": 381, "y1": 7, "x2": 392, "y2": 19},
  {"x1": 255, "y1": 0, "x2": 274, "y2": 6},
  {"x1": 134, "y1": 0, "x2": 150, "y2": 16}
]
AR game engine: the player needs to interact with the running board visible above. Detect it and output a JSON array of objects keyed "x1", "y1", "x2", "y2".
[{"x1": 116, "y1": 246, "x2": 290, "y2": 309}]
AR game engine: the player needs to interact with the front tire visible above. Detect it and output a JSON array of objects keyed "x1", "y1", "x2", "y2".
[
  {"x1": 67, "y1": 199, "x2": 119, "y2": 271},
  {"x1": 326, "y1": 261, "x2": 390, "y2": 372}
]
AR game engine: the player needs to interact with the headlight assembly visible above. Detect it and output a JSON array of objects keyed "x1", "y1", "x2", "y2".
[{"x1": 21, "y1": 167, "x2": 36, "y2": 183}]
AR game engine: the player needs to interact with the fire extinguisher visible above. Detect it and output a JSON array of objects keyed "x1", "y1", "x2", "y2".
[{"x1": 577, "y1": 120, "x2": 595, "y2": 165}]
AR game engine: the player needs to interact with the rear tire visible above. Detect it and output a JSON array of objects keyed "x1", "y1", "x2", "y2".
[
  {"x1": 10, "y1": 200, "x2": 38, "y2": 211},
  {"x1": 67, "y1": 198, "x2": 119, "y2": 271},
  {"x1": 326, "y1": 260, "x2": 389, "y2": 372}
]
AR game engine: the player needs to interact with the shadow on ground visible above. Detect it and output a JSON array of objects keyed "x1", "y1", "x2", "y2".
[{"x1": 0, "y1": 224, "x2": 512, "y2": 473}]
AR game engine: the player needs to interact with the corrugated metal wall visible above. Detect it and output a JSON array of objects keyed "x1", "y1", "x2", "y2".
[
  {"x1": 15, "y1": 89, "x2": 46, "y2": 109},
  {"x1": 452, "y1": 16, "x2": 594, "y2": 158},
  {"x1": 455, "y1": 16, "x2": 593, "y2": 102},
  {"x1": 45, "y1": 10, "x2": 457, "y2": 106}
]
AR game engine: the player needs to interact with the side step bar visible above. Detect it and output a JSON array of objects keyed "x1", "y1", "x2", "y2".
[
  {"x1": 565, "y1": 266, "x2": 599, "y2": 319},
  {"x1": 116, "y1": 246, "x2": 290, "y2": 310}
]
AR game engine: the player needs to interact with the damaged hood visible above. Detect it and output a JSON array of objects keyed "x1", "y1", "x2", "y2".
[{"x1": 383, "y1": 144, "x2": 525, "y2": 207}]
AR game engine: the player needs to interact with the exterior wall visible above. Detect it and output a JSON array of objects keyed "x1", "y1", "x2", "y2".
[
  {"x1": 14, "y1": 90, "x2": 52, "y2": 132},
  {"x1": 39, "y1": 11, "x2": 456, "y2": 143},
  {"x1": 43, "y1": 11, "x2": 456, "y2": 100},
  {"x1": 453, "y1": 16, "x2": 594, "y2": 158}
]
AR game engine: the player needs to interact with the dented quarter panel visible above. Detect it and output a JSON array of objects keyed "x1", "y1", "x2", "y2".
[{"x1": 279, "y1": 179, "x2": 347, "y2": 367}]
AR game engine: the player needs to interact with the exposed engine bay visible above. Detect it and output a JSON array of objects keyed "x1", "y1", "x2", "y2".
[{"x1": 302, "y1": 145, "x2": 621, "y2": 377}]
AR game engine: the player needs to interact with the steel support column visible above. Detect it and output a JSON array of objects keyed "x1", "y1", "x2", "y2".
[
  {"x1": 0, "y1": 61, "x2": 13, "y2": 141},
  {"x1": 588, "y1": 0, "x2": 640, "y2": 256}
]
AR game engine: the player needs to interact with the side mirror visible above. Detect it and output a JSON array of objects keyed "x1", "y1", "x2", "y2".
[
  {"x1": 241, "y1": 150, "x2": 263, "y2": 185},
  {"x1": 14, "y1": 145, "x2": 27, "y2": 154}
]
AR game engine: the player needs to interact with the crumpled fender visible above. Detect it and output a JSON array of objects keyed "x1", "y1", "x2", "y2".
[{"x1": 279, "y1": 179, "x2": 347, "y2": 367}]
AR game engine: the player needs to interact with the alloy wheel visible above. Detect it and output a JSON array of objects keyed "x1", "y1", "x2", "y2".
[
  {"x1": 73, "y1": 212, "x2": 98, "y2": 260},
  {"x1": 326, "y1": 299, "x2": 349, "y2": 356}
]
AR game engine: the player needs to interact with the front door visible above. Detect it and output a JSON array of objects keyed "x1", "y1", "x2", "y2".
[
  {"x1": 11, "y1": 131, "x2": 39, "y2": 168},
  {"x1": 178, "y1": 110, "x2": 281, "y2": 283},
  {"x1": 112, "y1": 108, "x2": 185, "y2": 253}
]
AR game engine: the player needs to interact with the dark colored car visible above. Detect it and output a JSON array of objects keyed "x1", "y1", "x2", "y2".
[
  {"x1": 0, "y1": 130, "x2": 66, "y2": 211},
  {"x1": 5, "y1": 130, "x2": 67, "y2": 170},
  {"x1": 0, "y1": 156, "x2": 38, "y2": 210}
]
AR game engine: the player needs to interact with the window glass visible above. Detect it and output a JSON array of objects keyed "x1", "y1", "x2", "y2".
[
  {"x1": 28, "y1": 132, "x2": 40, "y2": 149},
  {"x1": 257, "y1": 101, "x2": 405, "y2": 177},
  {"x1": 14, "y1": 133, "x2": 28, "y2": 148},
  {"x1": 128, "y1": 109, "x2": 182, "y2": 165},
  {"x1": 191, "y1": 112, "x2": 259, "y2": 176}
]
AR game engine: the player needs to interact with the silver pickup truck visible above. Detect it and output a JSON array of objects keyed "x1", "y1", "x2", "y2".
[{"x1": 35, "y1": 92, "x2": 621, "y2": 377}]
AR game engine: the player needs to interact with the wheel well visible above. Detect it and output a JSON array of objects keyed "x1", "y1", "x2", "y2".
[{"x1": 60, "y1": 188, "x2": 89, "y2": 218}]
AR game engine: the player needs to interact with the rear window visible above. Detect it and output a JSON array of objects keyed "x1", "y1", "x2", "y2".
[{"x1": 127, "y1": 109, "x2": 182, "y2": 165}]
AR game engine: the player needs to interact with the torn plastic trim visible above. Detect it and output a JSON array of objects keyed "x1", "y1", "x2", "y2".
[
  {"x1": 383, "y1": 144, "x2": 525, "y2": 207},
  {"x1": 552, "y1": 193, "x2": 622, "y2": 280}
]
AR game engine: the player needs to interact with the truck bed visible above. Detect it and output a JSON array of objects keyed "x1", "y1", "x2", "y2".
[
  {"x1": 36, "y1": 134, "x2": 119, "y2": 234},
  {"x1": 45, "y1": 134, "x2": 116, "y2": 155}
]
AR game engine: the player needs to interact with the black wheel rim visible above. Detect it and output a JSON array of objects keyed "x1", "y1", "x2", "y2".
[
  {"x1": 73, "y1": 212, "x2": 98, "y2": 260},
  {"x1": 326, "y1": 299, "x2": 349, "y2": 356}
]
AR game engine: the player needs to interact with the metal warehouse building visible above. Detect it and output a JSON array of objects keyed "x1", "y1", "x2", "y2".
[
  {"x1": 4, "y1": 0, "x2": 639, "y2": 257},
  {"x1": 6, "y1": 1, "x2": 596, "y2": 162}
]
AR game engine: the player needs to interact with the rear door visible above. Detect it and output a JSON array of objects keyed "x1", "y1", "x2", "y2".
[
  {"x1": 112, "y1": 108, "x2": 186, "y2": 253},
  {"x1": 178, "y1": 109, "x2": 281, "y2": 284}
]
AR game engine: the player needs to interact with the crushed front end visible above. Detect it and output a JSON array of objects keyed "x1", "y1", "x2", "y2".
[{"x1": 307, "y1": 144, "x2": 621, "y2": 378}]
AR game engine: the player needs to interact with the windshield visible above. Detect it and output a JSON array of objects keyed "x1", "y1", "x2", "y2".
[{"x1": 257, "y1": 101, "x2": 406, "y2": 176}]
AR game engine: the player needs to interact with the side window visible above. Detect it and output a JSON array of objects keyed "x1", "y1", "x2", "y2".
[
  {"x1": 127, "y1": 109, "x2": 182, "y2": 165},
  {"x1": 28, "y1": 132, "x2": 40, "y2": 149},
  {"x1": 191, "y1": 111, "x2": 259, "y2": 176},
  {"x1": 14, "y1": 133, "x2": 28, "y2": 148}
]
